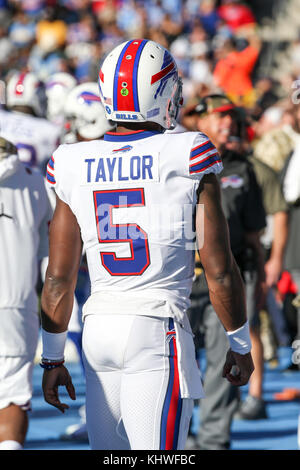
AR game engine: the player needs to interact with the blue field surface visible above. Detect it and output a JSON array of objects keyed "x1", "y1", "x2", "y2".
[{"x1": 24, "y1": 347, "x2": 300, "y2": 451}]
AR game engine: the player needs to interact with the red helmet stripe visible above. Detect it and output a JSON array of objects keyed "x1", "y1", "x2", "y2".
[
  {"x1": 115, "y1": 39, "x2": 144, "y2": 112},
  {"x1": 151, "y1": 62, "x2": 175, "y2": 85},
  {"x1": 15, "y1": 72, "x2": 27, "y2": 95}
]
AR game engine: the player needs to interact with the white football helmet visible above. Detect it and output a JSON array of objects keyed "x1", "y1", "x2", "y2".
[
  {"x1": 6, "y1": 71, "x2": 46, "y2": 117},
  {"x1": 64, "y1": 82, "x2": 115, "y2": 140},
  {"x1": 46, "y1": 72, "x2": 77, "y2": 123},
  {"x1": 98, "y1": 39, "x2": 183, "y2": 129}
]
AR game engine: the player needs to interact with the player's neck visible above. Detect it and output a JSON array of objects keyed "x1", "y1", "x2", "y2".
[{"x1": 115, "y1": 122, "x2": 164, "y2": 134}]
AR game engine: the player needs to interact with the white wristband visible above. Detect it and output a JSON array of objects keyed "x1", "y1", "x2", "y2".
[
  {"x1": 41, "y1": 328, "x2": 67, "y2": 361},
  {"x1": 226, "y1": 321, "x2": 251, "y2": 355}
]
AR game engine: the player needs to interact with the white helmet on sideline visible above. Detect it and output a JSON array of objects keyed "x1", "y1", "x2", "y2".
[
  {"x1": 46, "y1": 72, "x2": 77, "y2": 124},
  {"x1": 64, "y1": 82, "x2": 114, "y2": 140},
  {"x1": 6, "y1": 71, "x2": 46, "y2": 117},
  {"x1": 98, "y1": 39, "x2": 183, "y2": 130}
]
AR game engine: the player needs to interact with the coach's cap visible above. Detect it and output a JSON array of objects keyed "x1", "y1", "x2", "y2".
[{"x1": 184, "y1": 94, "x2": 236, "y2": 117}]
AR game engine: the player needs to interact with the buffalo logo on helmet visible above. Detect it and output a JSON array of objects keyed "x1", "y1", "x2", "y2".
[{"x1": 78, "y1": 91, "x2": 101, "y2": 105}]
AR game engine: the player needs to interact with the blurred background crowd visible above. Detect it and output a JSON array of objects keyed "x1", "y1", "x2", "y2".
[
  {"x1": 0, "y1": 0, "x2": 298, "y2": 108},
  {"x1": 1, "y1": 0, "x2": 300, "y2": 163},
  {"x1": 1, "y1": 0, "x2": 300, "y2": 448}
]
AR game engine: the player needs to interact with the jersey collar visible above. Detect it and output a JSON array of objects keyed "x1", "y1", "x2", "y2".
[{"x1": 104, "y1": 130, "x2": 162, "y2": 142}]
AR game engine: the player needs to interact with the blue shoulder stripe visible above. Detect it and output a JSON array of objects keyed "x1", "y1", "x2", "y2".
[{"x1": 190, "y1": 141, "x2": 215, "y2": 159}]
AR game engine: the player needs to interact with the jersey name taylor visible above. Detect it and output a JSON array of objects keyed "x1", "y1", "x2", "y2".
[{"x1": 83, "y1": 153, "x2": 157, "y2": 184}]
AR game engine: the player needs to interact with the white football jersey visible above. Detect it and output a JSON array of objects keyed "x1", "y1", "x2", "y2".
[
  {"x1": 0, "y1": 161, "x2": 52, "y2": 311},
  {"x1": 0, "y1": 109, "x2": 61, "y2": 169},
  {"x1": 47, "y1": 130, "x2": 222, "y2": 315}
]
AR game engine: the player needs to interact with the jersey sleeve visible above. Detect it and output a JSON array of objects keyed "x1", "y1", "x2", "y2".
[
  {"x1": 45, "y1": 146, "x2": 69, "y2": 205},
  {"x1": 46, "y1": 154, "x2": 56, "y2": 187},
  {"x1": 189, "y1": 133, "x2": 223, "y2": 179}
]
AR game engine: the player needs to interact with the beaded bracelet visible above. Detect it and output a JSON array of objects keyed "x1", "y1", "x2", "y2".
[{"x1": 40, "y1": 360, "x2": 65, "y2": 370}]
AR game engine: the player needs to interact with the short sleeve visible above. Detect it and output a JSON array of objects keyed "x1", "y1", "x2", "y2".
[
  {"x1": 189, "y1": 133, "x2": 223, "y2": 179},
  {"x1": 46, "y1": 155, "x2": 56, "y2": 187},
  {"x1": 45, "y1": 146, "x2": 69, "y2": 205}
]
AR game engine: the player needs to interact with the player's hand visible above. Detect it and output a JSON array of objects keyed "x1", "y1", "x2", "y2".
[
  {"x1": 42, "y1": 365, "x2": 76, "y2": 413},
  {"x1": 222, "y1": 349, "x2": 254, "y2": 386},
  {"x1": 264, "y1": 257, "x2": 282, "y2": 288}
]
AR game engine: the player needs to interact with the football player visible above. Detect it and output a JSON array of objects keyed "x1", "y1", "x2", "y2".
[
  {"x1": 0, "y1": 71, "x2": 61, "y2": 170},
  {"x1": 40, "y1": 39, "x2": 254, "y2": 450},
  {"x1": 0, "y1": 137, "x2": 52, "y2": 450}
]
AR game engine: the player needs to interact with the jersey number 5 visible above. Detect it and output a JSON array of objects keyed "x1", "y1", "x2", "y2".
[{"x1": 93, "y1": 188, "x2": 150, "y2": 276}]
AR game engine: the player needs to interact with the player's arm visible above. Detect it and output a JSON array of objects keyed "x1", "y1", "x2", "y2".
[
  {"x1": 40, "y1": 195, "x2": 83, "y2": 412},
  {"x1": 197, "y1": 173, "x2": 254, "y2": 386},
  {"x1": 41, "y1": 195, "x2": 82, "y2": 331}
]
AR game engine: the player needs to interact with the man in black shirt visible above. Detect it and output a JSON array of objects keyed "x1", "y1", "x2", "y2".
[{"x1": 183, "y1": 95, "x2": 266, "y2": 449}]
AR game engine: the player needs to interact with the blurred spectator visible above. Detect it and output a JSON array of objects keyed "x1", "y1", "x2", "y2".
[
  {"x1": 197, "y1": 0, "x2": 220, "y2": 38},
  {"x1": 91, "y1": 0, "x2": 120, "y2": 16},
  {"x1": 217, "y1": 0, "x2": 256, "y2": 33},
  {"x1": 189, "y1": 20, "x2": 209, "y2": 44},
  {"x1": 252, "y1": 126, "x2": 294, "y2": 174},
  {"x1": 66, "y1": 13, "x2": 97, "y2": 44},
  {"x1": 252, "y1": 77, "x2": 280, "y2": 120},
  {"x1": 254, "y1": 106, "x2": 284, "y2": 138},
  {"x1": 8, "y1": 11, "x2": 36, "y2": 49},
  {"x1": 161, "y1": 0, "x2": 182, "y2": 23},
  {"x1": 189, "y1": 41, "x2": 213, "y2": 87},
  {"x1": 0, "y1": 25, "x2": 13, "y2": 66},
  {"x1": 28, "y1": 14, "x2": 68, "y2": 80},
  {"x1": 160, "y1": 12, "x2": 183, "y2": 44},
  {"x1": 144, "y1": 0, "x2": 165, "y2": 29},
  {"x1": 170, "y1": 36, "x2": 190, "y2": 78},
  {"x1": 213, "y1": 31, "x2": 261, "y2": 107},
  {"x1": 117, "y1": 0, "x2": 147, "y2": 38}
]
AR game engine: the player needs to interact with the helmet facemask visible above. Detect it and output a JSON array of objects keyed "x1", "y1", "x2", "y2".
[{"x1": 165, "y1": 77, "x2": 183, "y2": 130}]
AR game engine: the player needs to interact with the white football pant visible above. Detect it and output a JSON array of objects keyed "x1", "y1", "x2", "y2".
[{"x1": 82, "y1": 314, "x2": 194, "y2": 450}]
